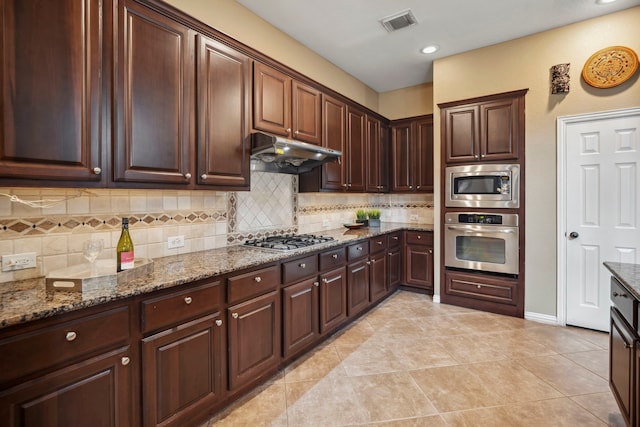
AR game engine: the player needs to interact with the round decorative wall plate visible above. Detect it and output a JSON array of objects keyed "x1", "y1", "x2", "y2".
[{"x1": 582, "y1": 46, "x2": 638, "y2": 88}]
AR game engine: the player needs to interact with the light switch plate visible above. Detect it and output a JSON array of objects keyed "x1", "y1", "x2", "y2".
[
  {"x1": 2, "y1": 252, "x2": 37, "y2": 272},
  {"x1": 167, "y1": 235, "x2": 185, "y2": 249}
]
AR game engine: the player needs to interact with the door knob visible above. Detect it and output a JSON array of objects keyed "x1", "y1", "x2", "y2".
[{"x1": 569, "y1": 231, "x2": 579, "y2": 239}]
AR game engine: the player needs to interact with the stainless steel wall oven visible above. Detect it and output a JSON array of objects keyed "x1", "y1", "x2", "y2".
[{"x1": 444, "y1": 212, "x2": 519, "y2": 275}]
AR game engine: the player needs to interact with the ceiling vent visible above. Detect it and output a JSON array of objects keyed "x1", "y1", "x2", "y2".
[{"x1": 380, "y1": 9, "x2": 418, "y2": 32}]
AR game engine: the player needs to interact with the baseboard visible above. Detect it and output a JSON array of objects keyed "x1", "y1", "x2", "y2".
[
  {"x1": 524, "y1": 311, "x2": 558, "y2": 325},
  {"x1": 432, "y1": 295, "x2": 441, "y2": 304}
]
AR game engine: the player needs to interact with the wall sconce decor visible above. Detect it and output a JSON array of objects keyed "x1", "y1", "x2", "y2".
[{"x1": 550, "y1": 63, "x2": 570, "y2": 94}]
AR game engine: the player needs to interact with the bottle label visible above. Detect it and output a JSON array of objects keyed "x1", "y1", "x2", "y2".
[{"x1": 120, "y1": 251, "x2": 134, "y2": 270}]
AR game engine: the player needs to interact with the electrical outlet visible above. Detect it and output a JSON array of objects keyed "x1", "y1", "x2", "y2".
[
  {"x1": 410, "y1": 214, "x2": 419, "y2": 222},
  {"x1": 2, "y1": 252, "x2": 37, "y2": 272},
  {"x1": 167, "y1": 235, "x2": 185, "y2": 249},
  {"x1": 322, "y1": 219, "x2": 330, "y2": 227}
]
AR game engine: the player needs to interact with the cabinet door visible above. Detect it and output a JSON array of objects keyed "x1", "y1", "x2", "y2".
[
  {"x1": 320, "y1": 95, "x2": 346, "y2": 190},
  {"x1": 227, "y1": 290, "x2": 280, "y2": 391},
  {"x1": 253, "y1": 62, "x2": 291, "y2": 137},
  {"x1": 414, "y1": 116, "x2": 434, "y2": 192},
  {"x1": 0, "y1": 0, "x2": 105, "y2": 183},
  {"x1": 444, "y1": 105, "x2": 479, "y2": 163},
  {"x1": 292, "y1": 81, "x2": 322, "y2": 144},
  {"x1": 196, "y1": 35, "x2": 250, "y2": 190},
  {"x1": 369, "y1": 252, "x2": 388, "y2": 303},
  {"x1": 388, "y1": 247, "x2": 402, "y2": 291},
  {"x1": 366, "y1": 116, "x2": 388, "y2": 192},
  {"x1": 610, "y1": 308, "x2": 634, "y2": 427},
  {"x1": 282, "y1": 278, "x2": 319, "y2": 359},
  {"x1": 391, "y1": 122, "x2": 412, "y2": 192},
  {"x1": 404, "y1": 244, "x2": 434, "y2": 290},
  {"x1": 346, "y1": 107, "x2": 366, "y2": 192},
  {"x1": 347, "y1": 259, "x2": 370, "y2": 317},
  {"x1": 480, "y1": 98, "x2": 519, "y2": 161},
  {"x1": 142, "y1": 313, "x2": 224, "y2": 427},
  {"x1": 0, "y1": 347, "x2": 132, "y2": 427},
  {"x1": 114, "y1": 0, "x2": 193, "y2": 185},
  {"x1": 319, "y1": 266, "x2": 347, "y2": 334}
]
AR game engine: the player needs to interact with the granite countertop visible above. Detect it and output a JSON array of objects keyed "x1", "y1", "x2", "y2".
[
  {"x1": 604, "y1": 262, "x2": 640, "y2": 300},
  {"x1": 0, "y1": 222, "x2": 433, "y2": 330}
]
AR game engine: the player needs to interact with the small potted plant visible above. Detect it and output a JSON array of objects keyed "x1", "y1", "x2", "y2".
[
  {"x1": 368, "y1": 209, "x2": 381, "y2": 227},
  {"x1": 356, "y1": 209, "x2": 368, "y2": 226}
]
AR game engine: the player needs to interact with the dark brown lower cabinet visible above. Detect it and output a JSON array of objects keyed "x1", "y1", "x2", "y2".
[
  {"x1": 142, "y1": 313, "x2": 225, "y2": 427},
  {"x1": 388, "y1": 247, "x2": 402, "y2": 292},
  {"x1": 404, "y1": 244, "x2": 434, "y2": 291},
  {"x1": 443, "y1": 270, "x2": 520, "y2": 317},
  {"x1": 610, "y1": 307, "x2": 635, "y2": 427},
  {"x1": 227, "y1": 291, "x2": 280, "y2": 392},
  {"x1": 0, "y1": 346, "x2": 132, "y2": 426},
  {"x1": 282, "y1": 278, "x2": 319, "y2": 359},
  {"x1": 369, "y1": 252, "x2": 388, "y2": 304},
  {"x1": 347, "y1": 259, "x2": 370, "y2": 317},
  {"x1": 319, "y1": 267, "x2": 347, "y2": 334}
]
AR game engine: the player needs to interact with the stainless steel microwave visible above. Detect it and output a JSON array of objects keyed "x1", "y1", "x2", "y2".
[{"x1": 445, "y1": 164, "x2": 520, "y2": 209}]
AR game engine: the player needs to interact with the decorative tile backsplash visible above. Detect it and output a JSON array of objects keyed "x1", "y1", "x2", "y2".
[{"x1": 0, "y1": 173, "x2": 433, "y2": 283}]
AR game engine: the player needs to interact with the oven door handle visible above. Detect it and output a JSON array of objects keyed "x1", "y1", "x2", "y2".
[{"x1": 447, "y1": 225, "x2": 516, "y2": 234}]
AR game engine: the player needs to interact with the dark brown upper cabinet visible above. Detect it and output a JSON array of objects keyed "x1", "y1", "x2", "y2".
[
  {"x1": 0, "y1": 0, "x2": 107, "y2": 185},
  {"x1": 390, "y1": 115, "x2": 433, "y2": 193},
  {"x1": 366, "y1": 116, "x2": 389, "y2": 192},
  {"x1": 253, "y1": 62, "x2": 321, "y2": 144},
  {"x1": 345, "y1": 106, "x2": 366, "y2": 192},
  {"x1": 113, "y1": 0, "x2": 193, "y2": 185},
  {"x1": 440, "y1": 89, "x2": 527, "y2": 164},
  {"x1": 196, "y1": 35, "x2": 250, "y2": 190}
]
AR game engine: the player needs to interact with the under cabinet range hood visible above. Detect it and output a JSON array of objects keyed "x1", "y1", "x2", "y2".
[{"x1": 250, "y1": 132, "x2": 341, "y2": 174}]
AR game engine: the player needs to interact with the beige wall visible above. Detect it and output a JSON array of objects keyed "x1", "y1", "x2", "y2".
[
  {"x1": 379, "y1": 83, "x2": 434, "y2": 120},
  {"x1": 433, "y1": 6, "x2": 640, "y2": 316}
]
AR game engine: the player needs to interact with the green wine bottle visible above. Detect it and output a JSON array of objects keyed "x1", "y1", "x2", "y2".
[{"x1": 117, "y1": 218, "x2": 134, "y2": 272}]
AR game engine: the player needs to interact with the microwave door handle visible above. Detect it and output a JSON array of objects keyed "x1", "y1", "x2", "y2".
[{"x1": 447, "y1": 226, "x2": 516, "y2": 234}]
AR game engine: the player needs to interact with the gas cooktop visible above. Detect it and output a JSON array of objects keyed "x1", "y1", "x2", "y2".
[{"x1": 243, "y1": 234, "x2": 335, "y2": 251}]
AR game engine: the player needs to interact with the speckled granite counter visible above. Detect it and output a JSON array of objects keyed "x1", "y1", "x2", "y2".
[
  {"x1": 0, "y1": 222, "x2": 433, "y2": 329},
  {"x1": 604, "y1": 262, "x2": 640, "y2": 300}
]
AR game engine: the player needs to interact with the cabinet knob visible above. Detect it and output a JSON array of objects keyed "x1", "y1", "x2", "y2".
[
  {"x1": 313, "y1": 281, "x2": 319, "y2": 287},
  {"x1": 417, "y1": 186, "x2": 421, "y2": 189},
  {"x1": 377, "y1": 241, "x2": 383, "y2": 245},
  {"x1": 332, "y1": 254, "x2": 338, "y2": 259},
  {"x1": 429, "y1": 249, "x2": 433, "y2": 254},
  {"x1": 92, "y1": 167, "x2": 102, "y2": 175},
  {"x1": 294, "y1": 130, "x2": 299, "y2": 134},
  {"x1": 393, "y1": 236, "x2": 399, "y2": 240},
  {"x1": 625, "y1": 342, "x2": 634, "y2": 349},
  {"x1": 388, "y1": 252, "x2": 393, "y2": 256},
  {"x1": 477, "y1": 285, "x2": 482, "y2": 289},
  {"x1": 287, "y1": 128, "x2": 292, "y2": 133},
  {"x1": 366, "y1": 261, "x2": 371, "y2": 265},
  {"x1": 184, "y1": 296, "x2": 192, "y2": 304},
  {"x1": 184, "y1": 172, "x2": 192, "y2": 179},
  {"x1": 409, "y1": 185, "x2": 413, "y2": 189},
  {"x1": 342, "y1": 184, "x2": 347, "y2": 188},
  {"x1": 215, "y1": 319, "x2": 223, "y2": 327},
  {"x1": 417, "y1": 235, "x2": 421, "y2": 240},
  {"x1": 299, "y1": 263, "x2": 306, "y2": 269},
  {"x1": 357, "y1": 247, "x2": 362, "y2": 251},
  {"x1": 65, "y1": 331, "x2": 77, "y2": 342},
  {"x1": 254, "y1": 276, "x2": 262, "y2": 283},
  {"x1": 121, "y1": 356, "x2": 130, "y2": 366},
  {"x1": 201, "y1": 174, "x2": 208, "y2": 180},
  {"x1": 232, "y1": 312, "x2": 239, "y2": 319}
]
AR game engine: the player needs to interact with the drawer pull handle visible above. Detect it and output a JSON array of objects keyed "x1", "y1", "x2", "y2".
[
  {"x1": 232, "y1": 312, "x2": 239, "y2": 319},
  {"x1": 613, "y1": 291, "x2": 628, "y2": 298},
  {"x1": 254, "y1": 276, "x2": 262, "y2": 283},
  {"x1": 388, "y1": 252, "x2": 393, "y2": 256},
  {"x1": 313, "y1": 281, "x2": 319, "y2": 287},
  {"x1": 625, "y1": 342, "x2": 633, "y2": 350},
  {"x1": 121, "y1": 357, "x2": 130, "y2": 366},
  {"x1": 332, "y1": 254, "x2": 338, "y2": 259},
  {"x1": 184, "y1": 296, "x2": 192, "y2": 304},
  {"x1": 322, "y1": 278, "x2": 329, "y2": 284},
  {"x1": 66, "y1": 331, "x2": 77, "y2": 342},
  {"x1": 215, "y1": 319, "x2": 223, "y2": 327},
  {"x1": 299, "y1": 263, "x2": 306, "y2": 268}
]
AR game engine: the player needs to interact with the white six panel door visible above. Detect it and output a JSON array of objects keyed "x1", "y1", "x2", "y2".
[{"x1": 566, "y1": 112, "x2": 640, "y2": 331}]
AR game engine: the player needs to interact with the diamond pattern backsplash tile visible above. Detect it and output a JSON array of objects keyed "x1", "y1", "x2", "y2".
[{"x1": 236, "y1": 172, "x2": 295, "y2": 232}]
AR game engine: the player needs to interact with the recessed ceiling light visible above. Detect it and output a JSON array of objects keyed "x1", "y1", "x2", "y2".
[
  {"x1": 421, "y1": 45, "x2": 439, "y2": 54},
  {"x1": 596, "y1": 0, "x2": 617, "y2": 4}
]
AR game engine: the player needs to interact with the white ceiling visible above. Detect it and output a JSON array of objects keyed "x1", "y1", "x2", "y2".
[{"x1": 235, "y1": 0, "x2": 640, "y2": 92}]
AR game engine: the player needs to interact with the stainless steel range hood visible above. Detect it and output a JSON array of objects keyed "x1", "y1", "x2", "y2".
[{"x1": 250, "y1": 132, "x2": 341, "y2": 174}]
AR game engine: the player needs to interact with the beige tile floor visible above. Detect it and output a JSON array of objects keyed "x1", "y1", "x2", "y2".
[{"x1": 205, "y1": 290, "x2": 624, "y2": 427}]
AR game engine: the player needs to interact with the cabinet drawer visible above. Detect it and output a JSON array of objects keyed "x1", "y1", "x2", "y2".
[
  {"x1": 228, "y1": 265, "x2": 280, "y2": 304},
  {"x1": 388, "y1": 231, "x2": 402, "y2": 249},
  {"x1": 369, "y1": 236, "x2": 388, "y2": 254},
  {"x1": 319, "y1": 247, "x2": 346, "y2": 271},
  {"x1": 406, "y1": 231, "x2": 433, "y2": 245},
  {"x1": 0, "y1": 306, "x2": 129, "y2": 384},
  {"x1": 445, "y1": 271, "x2": 517, "y2": 305},
  {"x1": 283, "y1": 255, "x2": 318, "y2": 285},
  {"x1": 142, "y1": 281, "x2": 221, "y2": 333},
  {"x1": 611, "y1": 277, "x2": 636, "y2": 329},
  {"x1": 347, "y1": 241, "x2": 369, "y2": 261}
]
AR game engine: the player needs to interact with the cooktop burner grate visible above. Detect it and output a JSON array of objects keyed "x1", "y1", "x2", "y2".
[{"x1": 243, "y1": 234, "x2": 335, "y2": 251}]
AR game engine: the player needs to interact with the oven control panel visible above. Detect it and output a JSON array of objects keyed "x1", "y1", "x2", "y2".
[
  {"x1": 458, "y1": 214, "x2": 502, "y2": 224},
  {"x1": 445, "y1": 212, "x2": 519, "y2": 227}
]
